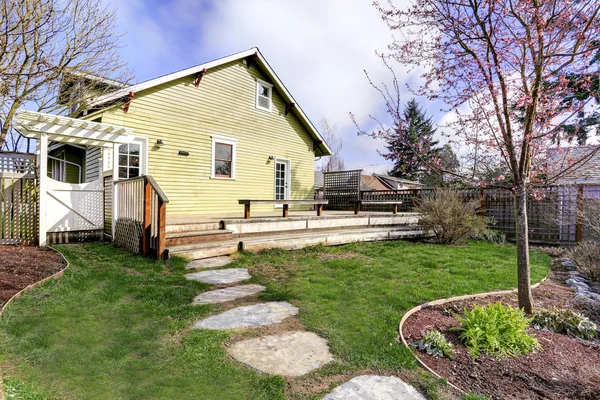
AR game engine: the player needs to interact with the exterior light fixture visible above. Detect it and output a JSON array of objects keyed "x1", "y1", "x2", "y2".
[
  {"x1": 156, "y1": 139, "x2": 165, "y2": 146},
  {"x1": 268, "y1": 155, "x2": 275, "y2": 161}
]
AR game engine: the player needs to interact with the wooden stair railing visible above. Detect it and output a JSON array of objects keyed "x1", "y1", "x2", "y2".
[{"x1": 115, "y1": 175, "x2": 169, "y2": 259}]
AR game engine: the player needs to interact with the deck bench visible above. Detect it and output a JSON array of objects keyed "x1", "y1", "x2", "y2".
[
  {"x1": 352, "y1": 200, "x2": 403, "y2": 215},
  {"x1": 238, "y1": 199, "x2": 329, "y2": 219}
]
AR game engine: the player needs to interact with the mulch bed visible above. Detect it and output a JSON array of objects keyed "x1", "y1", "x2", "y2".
[
  {"x1": 0, "y1": 245, "x2": 66, "y2": 306},
  {"x1": 402, "y1": 259, "x2": 600, "y2": 400}
]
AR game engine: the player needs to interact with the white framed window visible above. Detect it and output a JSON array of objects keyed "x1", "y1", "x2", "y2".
[
  {"x1": 256, "y1": 79, "x2": 273, "y2": 112},
  {"x1": 118, "y1": 143, "x2": 141, "y2": 179},
  {"x1": 211, "y1": 135, "x2": 237, "y2": 179}
]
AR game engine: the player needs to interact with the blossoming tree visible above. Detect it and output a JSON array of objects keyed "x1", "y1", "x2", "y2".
[{"x1": 369, "y1": 0, "x2": 600, "y2": 312}]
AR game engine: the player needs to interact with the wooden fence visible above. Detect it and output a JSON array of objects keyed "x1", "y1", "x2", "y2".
[
  {"x1": 0, "y1": 152, "x2": 36, "y2": 174},
  {"x1": 0, "y1": 172, "x2": 37, "y2": 244},
  {"x1": 114, "y1": 175, "x2": 168, "y2": 259},
  {"x1": 323, "y1": 170, "x2": 598, "y2": 246}
]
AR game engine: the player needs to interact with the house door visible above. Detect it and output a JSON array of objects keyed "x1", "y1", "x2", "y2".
[{"x1": 274, "y1": 159, "x2": 290, "y2": 207}]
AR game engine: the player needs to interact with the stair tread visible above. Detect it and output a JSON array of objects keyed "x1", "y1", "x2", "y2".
[{"x1": 166, "y1": 230, "x2": 232, "y2": 238}]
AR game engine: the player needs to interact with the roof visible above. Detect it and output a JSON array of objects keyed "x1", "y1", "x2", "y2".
[
  {"x1": 374, "y1": 174, "x2": 423, "y2": 189},
  {"x1": 88, "y1": 47, "x2": 332, "y2": 156},
  {"x1": 548, "y1": 145, "x2": 600, "y2": 184},
  {"x1": 361, "y1": 174, "x2": 388, "y2": 191}
]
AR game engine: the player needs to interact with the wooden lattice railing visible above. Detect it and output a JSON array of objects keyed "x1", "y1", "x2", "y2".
[
  {"x1": 114, "y1": 175, "x2": 169, "y2": 259},
  {"x1": 0, "y1": 152, "x2": 36, "y2": 174}
]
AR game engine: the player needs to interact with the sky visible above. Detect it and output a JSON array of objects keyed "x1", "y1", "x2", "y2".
[{"x1": 101, "y1": 0, "x2": 439, "y2": 173}]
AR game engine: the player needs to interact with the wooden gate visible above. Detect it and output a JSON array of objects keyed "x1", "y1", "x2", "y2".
[
  {"x1": 45, "y1": 177, "x2": 104, "y2": 243},
  {"x1": 0, "y1": 172, "x2": 38, "y2": 244}
]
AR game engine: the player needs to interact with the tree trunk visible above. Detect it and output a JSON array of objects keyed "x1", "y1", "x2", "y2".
[{"x1": 514, "y1": 183, "x2": 533, "y2": 314}]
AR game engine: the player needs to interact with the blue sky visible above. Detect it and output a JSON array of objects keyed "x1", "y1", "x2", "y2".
[{"x1": 102, "y1": 0, "x2": 440, "y2": 172}]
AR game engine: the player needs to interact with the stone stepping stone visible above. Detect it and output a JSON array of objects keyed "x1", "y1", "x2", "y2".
[
  {"x1": 323, "y1": 375, "x2": 427, "y2": 400},
  {"x1": 192, "y1": 301, "x2": 298, "y2": 330},
  {"x1": 191, "y1": 284, "x2": 266, "y2": 305},
  {"x1": 186, "y1": 256, "x2": 234, "y2": 270},
  {"x1": 228, "y1": 331, "x2": 333, "y2": 377},
  {"x1": 185, "y1": 268, "x2": 250, "y2": 284}
]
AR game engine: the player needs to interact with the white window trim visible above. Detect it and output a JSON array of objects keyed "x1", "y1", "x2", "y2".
[
  {"x1": 256, "y1": 79, "x2": 273, "y2": 112},
  {"x1": 211, "y1": 135, "x2": 237, "y2": 180},
  {"x1": 273, "y1": 157, "x2": 291, "y2": 207}
]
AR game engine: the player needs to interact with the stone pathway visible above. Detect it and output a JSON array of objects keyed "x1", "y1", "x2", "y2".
[
  {"x1": 228, "y1": 331, "x2": 333, "y2": 377},
  {"x1": 185, "y1": 268, "x2": 251, "y2": 284},
  {"x1": 322, "y1": 375, "x2": 427, "y2": 400},
  {"x1": 186, "y1": 256, "x2": 234, "y2": 270},
  {"x1": 192, "y1": 301, "x2": 298, "y2": 330},
  {"x1": 185, "y1": 259, "x2": 425, "y2": 399},
  {"x1": 191, "y1": 284, "x2": 266, "y2": 305}
]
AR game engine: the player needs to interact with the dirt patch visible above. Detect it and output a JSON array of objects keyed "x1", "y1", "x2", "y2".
[
  {"x1": 0, "y1": 245, "x2": 66, "y2": 306},
  {"x1": 402, "y1": 260, "x2": 600, "y2": 400}
]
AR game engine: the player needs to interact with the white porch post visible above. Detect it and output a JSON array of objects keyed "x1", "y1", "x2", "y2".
[
  {"x1": 37, "y1": 133, "x2": 48, "y2": 246},
  {"x1": 112, "y1": 142, "x2": 119, "y2": 240}
]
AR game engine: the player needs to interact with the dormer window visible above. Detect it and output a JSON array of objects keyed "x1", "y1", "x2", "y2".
[{"x1": 256, "y1": 79, "x2": 273, "y2": 112}]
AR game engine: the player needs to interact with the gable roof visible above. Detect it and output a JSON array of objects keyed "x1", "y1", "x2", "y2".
[
  {"x1": 87, "y1": 47, "x2": 332, "y2": 156},
  {"x1": 361, "y1": 174, "x2": 388, "y2": 191},
  {"x1": 374, "y1": 174, "x2": 423, "y2": 189}
]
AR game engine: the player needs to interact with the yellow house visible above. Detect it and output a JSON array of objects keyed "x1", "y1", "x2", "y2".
[{"x1": 74, "y1": 48, "x2": 331, "y2": 216}]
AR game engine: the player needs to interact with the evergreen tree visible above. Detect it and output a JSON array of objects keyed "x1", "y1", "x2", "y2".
[{"x1": 382, "y1": 98, "x2": 438, "y2": 181}]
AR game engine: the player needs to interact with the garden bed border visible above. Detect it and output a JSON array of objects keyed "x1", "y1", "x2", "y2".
[
  {"x1": 0, "y1": 246, "x2": 70, "y2": 400},
  {"x1": 398, "y1": 277, "x2": 547, "y2": 393}
]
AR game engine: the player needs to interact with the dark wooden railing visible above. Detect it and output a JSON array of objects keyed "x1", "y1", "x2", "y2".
[{"x1": 114, "y1": 175, "x2": 169, "y2": 259}]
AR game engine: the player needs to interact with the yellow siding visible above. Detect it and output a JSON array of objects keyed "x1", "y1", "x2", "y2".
[{"x1": 98, "y1": 60, "x2": 316, "y2": 215}]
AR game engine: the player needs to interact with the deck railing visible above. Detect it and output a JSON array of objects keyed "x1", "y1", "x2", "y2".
[{"x1": 114, "y1": 175, "x2": 169, "y2": 259}]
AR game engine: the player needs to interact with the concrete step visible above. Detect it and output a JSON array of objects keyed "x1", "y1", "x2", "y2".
[
  {"x1": 222, "y1": 213, "x2": 419, "y2": 235},
  {"x1": 166, "y1": 222, "x2": 222, "y2": 234},
  {"x1": 169, "y1": 226, "x2": 426, "y2": 260},
  {"x1": 165, "y1": 230, "x2": 233, "y2": 247}
]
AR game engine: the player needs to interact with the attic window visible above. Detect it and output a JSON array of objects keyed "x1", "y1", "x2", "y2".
[{"x1": 256, "y1": 79, "x2": 273, "y2": 112}]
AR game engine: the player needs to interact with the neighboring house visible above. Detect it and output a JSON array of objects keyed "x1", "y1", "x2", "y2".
[
  {"x1": 361, "y1": 174, "x2": 389, "y2": 191},
  {"x1": 57, "y1": 48, "x2": 332, "y2": 215},
  {"x1": 373, "y1": 174, "x2": 423, "y2": 190},
  {"x1": 548, "y1": 146, "x2": 600, "y2": 185}
]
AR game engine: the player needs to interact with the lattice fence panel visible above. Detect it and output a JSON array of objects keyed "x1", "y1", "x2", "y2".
[
  {"x1": 114, "y1": 218, "x2": 143, "y2": 254},
  {"x1": 324, "y1": 170, "x2": 362, "y2": 210}
]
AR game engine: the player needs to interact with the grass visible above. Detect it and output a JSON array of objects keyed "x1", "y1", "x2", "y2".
[{"x1": 0, "y1": 241, "x2": 550, "y2": 399}]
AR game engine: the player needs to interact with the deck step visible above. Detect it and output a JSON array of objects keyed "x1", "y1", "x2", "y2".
[
  {"x1": 166, "y1": 222, "x2": 221, "y2": 234},
  {"x1": 168, "y1": 226, "x2": 426, "y2": 260},
  {"x1": 165, "y1": 230, "x2": 232, "y2": 246}
]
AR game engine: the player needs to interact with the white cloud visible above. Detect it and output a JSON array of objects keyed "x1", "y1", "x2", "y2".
[{"x1": 102, "y1": 0, "x2": 425, "y2": 170}]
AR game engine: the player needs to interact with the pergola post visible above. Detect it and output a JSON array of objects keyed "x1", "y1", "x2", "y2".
[
  {"x1": 37, "y1": 133, "x2": 48, "y2": 246},
  {"x1": 112, "y1": 142, "x2": 120, "y2": 240}
]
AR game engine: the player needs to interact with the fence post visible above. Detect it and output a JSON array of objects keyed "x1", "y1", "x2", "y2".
[
  {"x1": 576, "y1": 185, "x2": 584, "y2": 243},
  {"x1": 157, "y1": 199, "x2": 167, "y2": 260},
  {"x1": 142, "y1": 178, "x2": 151, "y2": 257},
  {"x1": 479, "y1": 188, "x2": 485, "y2": 216}
]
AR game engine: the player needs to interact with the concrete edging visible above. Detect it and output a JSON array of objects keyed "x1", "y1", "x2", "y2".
[
  {"x1": 397, "y1": 277, "x2": 548, "y2": 393},
  {"x1": 0, "y1": 246, "x2": 70, "y2": 400}
]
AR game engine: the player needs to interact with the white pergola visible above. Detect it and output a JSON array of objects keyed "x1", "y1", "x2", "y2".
[{"x1": 15, "y1": 110, "x2": 140, "y2": 246}]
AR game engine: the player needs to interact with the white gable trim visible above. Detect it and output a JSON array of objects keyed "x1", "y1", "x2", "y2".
[{"x1": 88, "y1": 48, "x2": 332, "y2": 156}]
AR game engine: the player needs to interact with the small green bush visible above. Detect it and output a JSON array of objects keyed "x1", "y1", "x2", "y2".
[
  {"x1": 532, "y1": 308, "x2": 597, "y2": 341},
  {"x1": 416, "y1": 188, "x2": 489, "y2": 244},
  {"x1": 471, "y1": 229, "x2": 506, "y2": 245},
  {"x1": 569, "y1": 240, "x2": 600, "y2": 282},
  {"x1": 453, "y1": 302, "x2": 541, "y2": 359},
  {"x1": 412, "y1": 330, "x2": 455, "y2": 359}
]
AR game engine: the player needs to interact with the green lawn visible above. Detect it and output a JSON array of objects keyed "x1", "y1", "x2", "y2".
[{"x1": 0, "y1": 241, "x2": 550, "y2": 399}]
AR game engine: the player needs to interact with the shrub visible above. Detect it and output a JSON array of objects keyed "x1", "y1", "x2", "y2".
[
  {"x1": 470, "y1": 228, "x2": 506, "y2": 244},
  {"x1": 416, "y1": 188, "x2": 489, "y2": 244},
  {"x1": 532, "y1": 308, "x2": 597, "y2": 341},
  {"x1": 569, "y1": 240, "x2": 600, "y2": 282},
  {"x1": 453, "y1": 302, "x2": 541, "y2": 359},
  {"x1": 412, "y1": 330, "x2": 455, "y2": 359}
]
